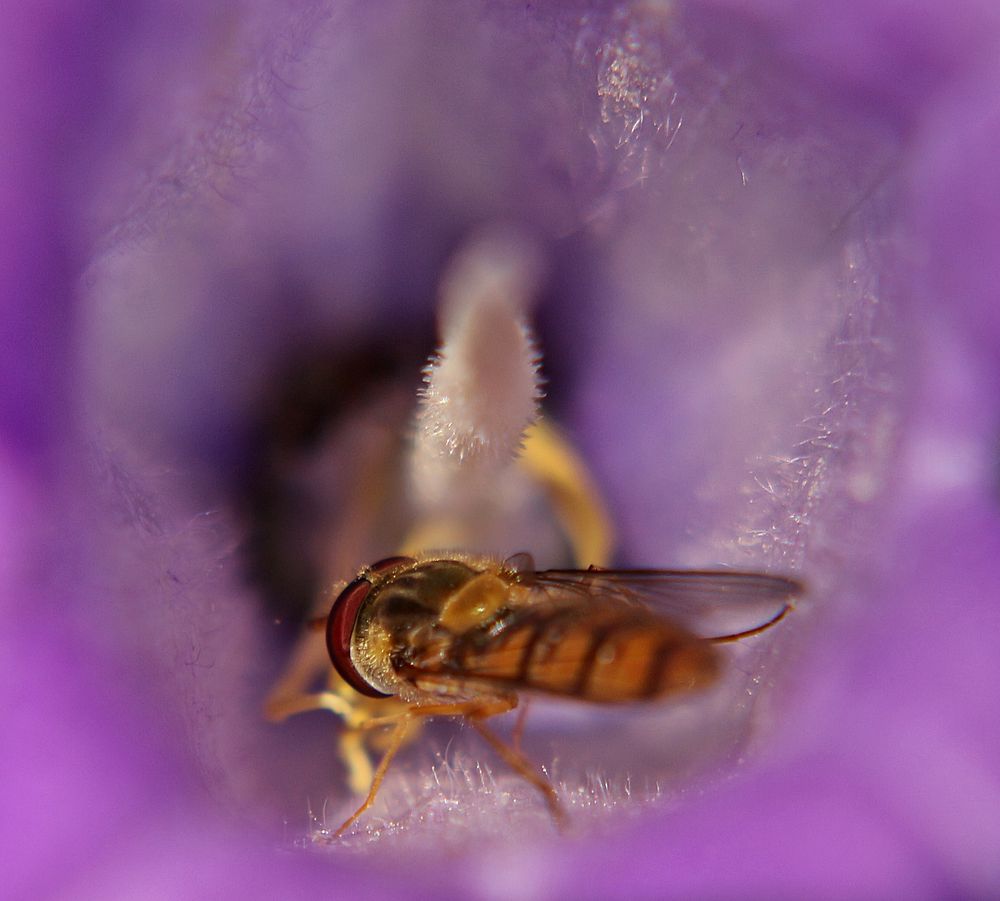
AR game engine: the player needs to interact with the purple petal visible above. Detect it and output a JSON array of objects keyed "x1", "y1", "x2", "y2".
[{"x1": 4, "y1": 1, "x2": 1000, "y2": 897}]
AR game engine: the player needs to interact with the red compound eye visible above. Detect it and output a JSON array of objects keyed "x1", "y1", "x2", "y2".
[
  {"x1": 367, "y1": 555, "x2": 416, "y2": 575},
  {"x1": 326, "y1": 577, "x2": 390, "y2": 698}
]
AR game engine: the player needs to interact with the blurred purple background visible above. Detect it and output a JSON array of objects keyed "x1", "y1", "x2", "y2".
[{"x1": 3, "y1": 1, "x2": 999, "y2": 897}]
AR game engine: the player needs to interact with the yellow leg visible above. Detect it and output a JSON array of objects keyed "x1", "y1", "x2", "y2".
[
  {"x1": 267, "y1": 685, "x2": 383, "y2": 794},
  {"x1": 470, "y1": 718, "x2": 567, "y2": 830},
  {"x1": 398, "y1": 419, "x2": 614, "y2": 567},
  {"x1": 334, "y1": 696, "x2": 566, "y2": 837},
  {"x1": 264, "y1": 689, "x2": 357, "y2": 722},
  {"x1": 511, "y1": 698, "x2": 531, "y2": 754},
  {"x1": 339, "y1": 729, "x2": 374, "y2": 796},
  {"x1": 266, "y1": 654, "x2": 418, "y2": 797},
  {"x1": 519, "y1": 420, "x2": 613, "y2": 568},
  {"x1": 334, "y1": 717, "x2": 411, "y2": 838}
]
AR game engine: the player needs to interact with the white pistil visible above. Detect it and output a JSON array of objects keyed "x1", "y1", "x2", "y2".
[{"x1": 410, "y1": 228, "x2": 545, "y2": 507}]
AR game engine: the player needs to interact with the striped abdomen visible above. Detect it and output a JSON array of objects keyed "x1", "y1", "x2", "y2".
[{"x1": 410, "y1": 600, "x2": 720, "y2": 703}]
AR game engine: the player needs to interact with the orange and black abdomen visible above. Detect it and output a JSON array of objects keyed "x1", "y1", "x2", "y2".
[{"x1": 418, "y1": 601, "x2": 720, "y2": 703}]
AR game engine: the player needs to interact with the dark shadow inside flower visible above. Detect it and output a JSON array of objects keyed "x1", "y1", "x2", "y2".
[
  {"x1": 237, "y1": 334, "x2": 431, "y2": 626},
  {"x1": 75, "y1": 0, "x2": 906, "y2": 859}
]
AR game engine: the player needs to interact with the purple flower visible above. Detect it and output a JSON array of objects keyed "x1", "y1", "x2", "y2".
[{"x1": 4, "y1": 1, "x2": 1000, "y2": 897}]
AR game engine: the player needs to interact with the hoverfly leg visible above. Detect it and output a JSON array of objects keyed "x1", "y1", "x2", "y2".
[
  {"x1": 338, "y1": 729, "x2": 375, "y2": 796},
  {"x1": 398, "y1": 698, "x2": 567, "y2": 829},
  {"x1": 336, "y1": 698, "x2": 518, "y2": 837},
  {"x1": 265, "y1": 687, "x2": 382, "y2": 796},
  {"x1": 469, "y1": 718, "x2": 567, "y2": 831},
  {"x1": 263, "y1": 689, "x2": 356, "y2": 722},
  {"x1": 510, "y1": 697, "x2": 532, "y2": 753},
  {"x1": 356, "y1": 712, "x2": 413, "y2": 731},
  {"x1": 517, "y1": 420, "x2": 613, "y2": 568},
  {"x1": 334, "y1": 716, "x2": 412, "y2": 838}
]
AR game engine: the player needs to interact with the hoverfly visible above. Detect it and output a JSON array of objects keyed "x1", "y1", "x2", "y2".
[{"x1": 320, "y1": 552, "x2": 802, "y2": 836}]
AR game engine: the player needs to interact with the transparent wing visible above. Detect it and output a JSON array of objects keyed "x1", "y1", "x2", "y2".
[{"x1": 524, "y1": 567, "x2": 804, "y2": 640}]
